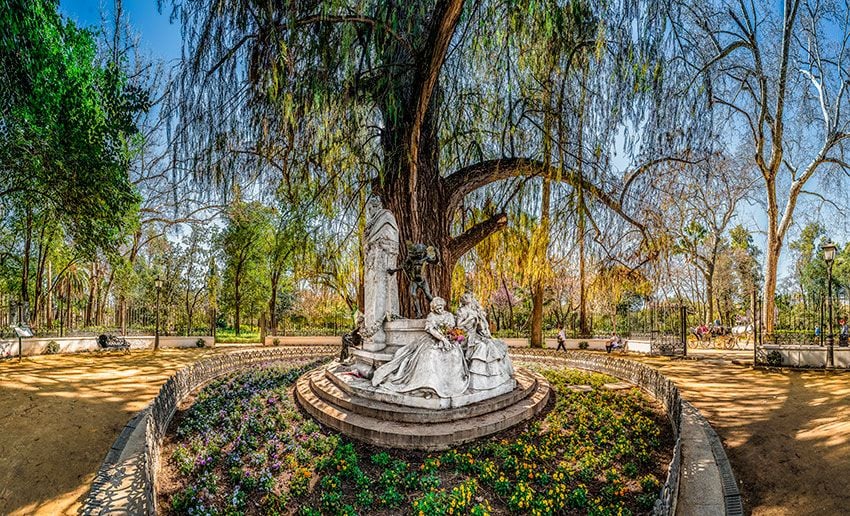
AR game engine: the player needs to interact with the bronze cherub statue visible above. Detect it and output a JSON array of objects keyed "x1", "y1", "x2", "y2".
[{"x1": 389, "y1": 242, "x2": 439, "y2": 317}]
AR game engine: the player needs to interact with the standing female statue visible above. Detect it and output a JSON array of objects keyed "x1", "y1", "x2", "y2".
[
  {"x1": 362, "y1": 197, "x2": 400, "y2": 349},
  {"x1": 371, "y1": 297, "x2": 469, "y2": 398},
  {"x1": 455, "y1": 293, "x2": 514, "y2": 391}
]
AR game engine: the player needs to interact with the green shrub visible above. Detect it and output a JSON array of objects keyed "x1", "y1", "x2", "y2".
[
  {"x1": 45, "y1": 340, "x2": 60, "y2": 354},
  {"x1": 195, "y1": 338, "x2": 206, "y2": 348},
  {"x1": 578, "y1": 341, "x2": 589, "y2": 350},
  {"x1": 766, "y1": 350, "x2": 783, "y2": 367},
  {"x1": 272, "y1": 337, "x2": 281, "y2": 346}
]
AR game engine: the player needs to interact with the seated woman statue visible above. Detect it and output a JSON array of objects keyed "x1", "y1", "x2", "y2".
[
  {"x1": 371, "y1": 297, "x2": 469, "y2": 398},
  {"x1": 455, "y1": 293, "x2": 514, "y2": 391}
]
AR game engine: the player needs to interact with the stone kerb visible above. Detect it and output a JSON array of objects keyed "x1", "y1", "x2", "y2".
[
  {"x1": 82, "y1": 346, "x2": 338, "y2": 515},
  {"x1": 509, "y1": 349, "x2": 741, "y2": 516},
  {"x1": 0, "y1": 335, "x2": 215, "y2": 358}
]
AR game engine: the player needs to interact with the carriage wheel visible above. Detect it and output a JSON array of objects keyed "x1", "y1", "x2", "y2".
[{"x1": 720, "y1": 336, "x2": 736, "y2": 350}]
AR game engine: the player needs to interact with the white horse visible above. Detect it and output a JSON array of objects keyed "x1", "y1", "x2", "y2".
[{"x1": 730, "y1": 324, "x2": 754, "y2": 346}]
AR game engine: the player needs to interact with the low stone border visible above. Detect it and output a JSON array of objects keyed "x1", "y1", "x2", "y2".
[
  {"x1": 82, "y1": 346, "x2": 739, "y2": 515},
  {"x1": 760, "y1": 344, "x2": 850, "y2": 368},
  {"x1": 510, "y1": 349, "x2": 742, "y2": 516},
  {"x1": 81, "y1": 346, "x2": 338, "y2": 515},
  {"x1": 0, "y1": 335, "x2": 214, "y2": 358}
]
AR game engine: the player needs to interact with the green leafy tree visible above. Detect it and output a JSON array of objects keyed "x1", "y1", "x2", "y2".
[
  {"x1": 0, "y1": 0, "x2": 148, "y2": 320},
  {"x1": 169, "y1": 0, "x2": 703, "y2": 316},
  {"x1": 218, "y1": 198, "x2": 274, "y2": 334},
  {"x1": 729, "y1": 225, "x2": 762, "y2": 314},
  {"x1": 265, "y1": 203, "x2": 312, "y2": 334},
  {"x1": 789, "y1": 223, "x2": 826, "y2": 302}
]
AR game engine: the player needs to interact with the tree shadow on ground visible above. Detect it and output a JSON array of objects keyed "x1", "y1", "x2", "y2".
[
  {"x1": 638, "y1": 356, "x2": 850, "y2": 515},
  {"x1": 0, "y1": 348, "x2": 221, "y2": 515}
]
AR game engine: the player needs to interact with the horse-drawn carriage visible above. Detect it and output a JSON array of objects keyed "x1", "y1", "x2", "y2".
[{"x1": 690, "y1": 321, "x2": 754, "y2": 349}]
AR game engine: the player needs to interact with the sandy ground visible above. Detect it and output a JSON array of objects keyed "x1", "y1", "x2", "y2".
[
  {"x1": 0, "y1": 348, "x2": 221, "y2": 515},
  {"x1": 1, "y1": 344, "x2": 849, "y2": 515},
  {"x1": 630, "y1": 354, "x2": 850, "y2": 515}
]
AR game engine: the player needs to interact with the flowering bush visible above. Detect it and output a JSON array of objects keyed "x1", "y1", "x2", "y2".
[{"x1": 162, "y1": 363, "x2": 671, "y2": 515}]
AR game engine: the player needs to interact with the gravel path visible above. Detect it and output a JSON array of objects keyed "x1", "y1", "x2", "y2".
[
  {"x1": 1, "y1": 346, "x2": 848, "y2": 515},
  {"x1": 0, "y1": 348, "x2": 221, "y2": 515}
]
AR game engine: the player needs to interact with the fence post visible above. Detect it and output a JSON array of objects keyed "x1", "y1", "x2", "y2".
[{"x1": 680, "y1": 304, "x2": 687, "y2": 357}]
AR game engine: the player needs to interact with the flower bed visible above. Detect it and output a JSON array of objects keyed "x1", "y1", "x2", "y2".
[{"x1": 159, "y1": 363, "x2": 673, "y2": 515}]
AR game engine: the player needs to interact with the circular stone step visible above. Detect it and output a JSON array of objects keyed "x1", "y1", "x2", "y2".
[
  {"x1": 311, "y1": 368, "x2": 539, "y2": 424},
  {"x1": 295, "y1": 366, "x2": 551, "y2": 451}
]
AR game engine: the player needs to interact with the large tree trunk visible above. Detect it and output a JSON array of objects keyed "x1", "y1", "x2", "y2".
[
  {"x1": 530, "y1": 155, "x2": 553, "y2": 347},
  {"x1": 705, "y1": 264, "x2": 714, "y2": 325},
  {"x1": 380, "y1": 93, "x2": 452, "y2": 316},
  {"x1": 762, "y1": 175, "x2": 781, "y2": 334},
  {"x1": 269, "y1": 271, "x2": 279, "y2": 336},
  {"x1": 763, "y1": 238, "x2": 782, "y2": 334},
  {"x1": 46, "y1": 261, "x2": 53, "y2": 328},
  {"x1": 32, "y1": 225, "x2": 49, "y2": 329},
  {"x1": 65, "y1": 278, "x2": 72, "y2": 333},
  {"x1": 85, "y1": 261, "x2": 97, "y2": 327}
]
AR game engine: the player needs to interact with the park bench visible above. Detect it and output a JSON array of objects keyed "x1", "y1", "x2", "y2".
[
  {"x1": 606, "y1": 339, "x2": 628, "y2": 354},
  {"x1": 97, "y1": 334, "x2": 130, "y2": 353}
]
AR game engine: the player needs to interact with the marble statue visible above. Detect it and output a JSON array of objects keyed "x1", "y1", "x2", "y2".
[
  {"x1": 389, "y1": 242, "x2": 439, "y2": 317},
  {"x1": 456, "y1": 292, "x2": 514, "y2": 391},
  {"x1": 362, "y1": 197, "x2": 400, "y2": 349},
  {"x1": 371, "y1": 297, "x2": 469, "y2": 398}
]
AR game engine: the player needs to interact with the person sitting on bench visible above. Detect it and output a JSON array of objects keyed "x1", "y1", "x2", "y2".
[{"x1": 605, "y1": 332, "x2": 624, "y2": 353}]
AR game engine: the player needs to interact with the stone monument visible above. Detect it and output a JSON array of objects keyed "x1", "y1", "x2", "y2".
[
  {"x1": 296, "y1": 199, "x2": 550, "y2": 450},
  {"x1": 361, "y1": 196, "x2": 400, "y2": 351}
]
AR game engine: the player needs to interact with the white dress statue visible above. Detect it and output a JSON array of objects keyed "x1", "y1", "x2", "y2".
[
  {"x1": 362, "y1": 197, "x2": 400, "y2": 349},
  {"x1": 455, "y1": 293, "x2": 514, "y2": 391},
  {"x1": 371, "y1": 297, "x2": 469, "y2": 398}
]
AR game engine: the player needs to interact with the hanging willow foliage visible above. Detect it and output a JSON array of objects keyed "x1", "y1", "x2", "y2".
[{"x1": 163, "y1": 0, "x2": 712, "y2": 312}]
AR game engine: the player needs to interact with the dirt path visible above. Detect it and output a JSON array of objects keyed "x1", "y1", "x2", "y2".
[
  {"x1": 632, "y1": 355, "x2": 850, "y2": 515},
  {"x1": 0, "y1": 348, "x2": 220, "y2": 515},
  {"x1": 2, "y1": 347, "x2": 849, "y2": 515}
]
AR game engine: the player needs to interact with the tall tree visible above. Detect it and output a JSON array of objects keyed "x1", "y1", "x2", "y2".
[
  {"x1": 218, "y1": 197, "x2": 273, "y2": 334},
  {"x1": 668, "y1": 153, "x2": 754, "y2": 323},
  {"x1": 678, "y1": 0, "x2": 850, "y2": 331},
  {"x1": 0, "y1": 0, "x2": 148, "y2": 321},
  {"x1": 169, "y1": 0, "x2": 702, "y2": 316}
]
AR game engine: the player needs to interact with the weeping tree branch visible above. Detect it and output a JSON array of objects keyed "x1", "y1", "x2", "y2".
[
  {"x1": 294, "y1": 14, "x2": 412, "y2": 51},
  {"x1": 448, "y1": 212, "x2": 508, "y2": 263},
  {"x1": 407, "y1": 0, "x2": 465, "y2": 203},
  {"x1": 443, "y1": 157, "x2": 647, "y2": 233}
]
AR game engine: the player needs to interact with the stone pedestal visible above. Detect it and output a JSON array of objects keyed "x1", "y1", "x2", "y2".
[
  {"x1": 295, "y1": 362, "x2": 548, "y2": 450},
  {"x1": 352, "y1": 319, "x2": 424, "y2": 367}
]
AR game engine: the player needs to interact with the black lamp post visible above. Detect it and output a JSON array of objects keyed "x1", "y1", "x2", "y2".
[
  {"x1": 155, "y1": 276, "x2": 163, "y2": 351},
  {"x1": 823, "y1": 240, "x2": 837, "y2": 368}
]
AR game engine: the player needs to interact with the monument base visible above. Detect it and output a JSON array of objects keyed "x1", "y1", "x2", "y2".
[
  {"x1": 295, "y1": 361, "x2": 550, "y2": 450},
  {"x1": 327, "y1": 362, "x2": 517, "y2": 410},
  {"x1": 348, "y1": 319, "x2": 423, "y2": 373}
]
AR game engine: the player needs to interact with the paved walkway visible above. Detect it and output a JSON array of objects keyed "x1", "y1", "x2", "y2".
[{"x1": 1, "y1": 345, "x2": 849, "y2": 515}]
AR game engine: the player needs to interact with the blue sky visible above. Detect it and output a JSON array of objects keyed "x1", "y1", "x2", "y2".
[
  {"x1": 56, "y1": 0, "x2": 813, "y2": 284},
  {"x1": 59, "y1": 0, "x2": 182, "y2": 62}
]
